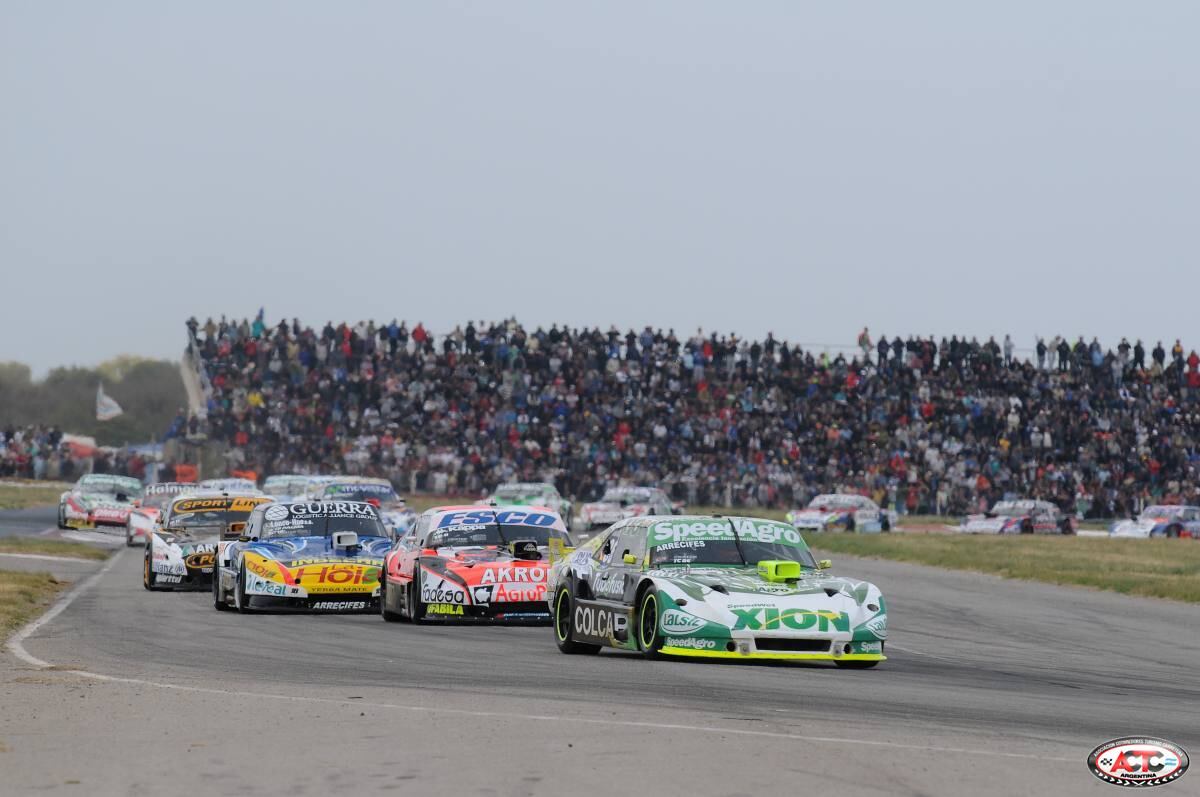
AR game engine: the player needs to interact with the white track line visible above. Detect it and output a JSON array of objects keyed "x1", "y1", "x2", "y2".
[
  {"x1": 7, "y1": 548, "x2": 126, "y2": 669},
  {"x1": 0, "y1": 552, "x2": 104, "y2": 564},
  {"x1": 6, "y1": 547, "x2": 1074, "y2": 764}
]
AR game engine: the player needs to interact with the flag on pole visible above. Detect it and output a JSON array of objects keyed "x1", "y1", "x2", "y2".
[{"x1": 96, "y1": 383, "x2": 124, "y2": 421}]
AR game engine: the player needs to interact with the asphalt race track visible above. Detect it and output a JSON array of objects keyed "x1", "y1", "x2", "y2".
[{"x1": 3, "y1": 508, "x2": 1197, "y2": 796}]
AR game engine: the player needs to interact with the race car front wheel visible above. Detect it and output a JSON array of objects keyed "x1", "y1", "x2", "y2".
[
  {"x1": 57, "y1": 505, "x2": 68, "y2": 530},
  {"x1": 637, "y1": 587, "x2": 664, "y2": 659},
  {"x1": 142, "y1": 552, "x2": 156, "y2": 590},
  {"x1": 554, "y1": 587, "x2": 601, "y2": 655}
]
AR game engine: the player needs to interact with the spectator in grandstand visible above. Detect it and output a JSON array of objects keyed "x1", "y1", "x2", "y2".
[{"x1": 185, "y1": 316, "x2": 1200, "y2": 519}]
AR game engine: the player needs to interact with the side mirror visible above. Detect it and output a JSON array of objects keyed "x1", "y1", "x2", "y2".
[
  {"x1": 623, "y1": 553, "x2": 638, "y2": 565},
  {"x1": 238, "y1": 535, "x2": 253, "y2": 543},
  {"x1": 818, "y1": 559, "x2": 832, "y2": 570}
]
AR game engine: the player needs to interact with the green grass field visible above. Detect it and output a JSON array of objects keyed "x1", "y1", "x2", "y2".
[
  {"x1": 0, "y1": 570, "x2": 69, "y2": 637},
  {"x1": 810, "y1": 533, "x2": 1200, "y2": 603},
  {"x1": 0, "y1": 483, "x2": 66, "y2": 511},
  {"x1": 0, "y1": 537, "x2": 111, "y2": 560}
]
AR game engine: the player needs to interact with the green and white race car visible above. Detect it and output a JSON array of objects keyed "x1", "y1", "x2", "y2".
[{"x1": 547, "y1": 515, "x2": 887, "y2": 666}]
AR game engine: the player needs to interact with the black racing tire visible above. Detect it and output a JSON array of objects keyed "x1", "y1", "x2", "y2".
[
  {"x1": 212, "y1": 564, "x2": 229, "y2": 611},
  {"x1": 234, "y1": 560, "x2": 250, "y2": 613},
  {"x1": 408, "y1": 568, "x2": 427, "y2": 623},
  {"x1": 125, "y1": 524, "x2": 138, "y2": 547},
  {"x1": 142, "y1": 551, "x2": 156, "y2": 590},
  {"x1": 1166, "y1": 524, "x2": 1182, "y2": 539},
  {"x1": 845, "y1": 515, "x2": 857, "y2": 533},
  {"x1": 636, "y1": 587, "x2": 664, "y2": 659},
  {"x1": 553, "y1": 586, "x2": 601, "y2": 655},
  {"x1": 1020, "y1": 519, "x2": 1035, "y2": 534},
  {"x1": 380, "y1": 574, "x2": 402, "y2": 622},
  {"x1": 57, "y1": 505, "x2": 68, "y2": 530},
  {"x1": 881, "y1": 516, "x2": 891, "y2": 532},
  {"x1": 836, "y1": 660, "x2": 880, "y2": 669},
  {"x1": 1060, "y1": 520, "x2": 1076, "y2": 536}
]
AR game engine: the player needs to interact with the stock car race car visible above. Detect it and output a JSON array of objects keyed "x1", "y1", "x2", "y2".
[
  {"x1": 487, "y1": 483, "x2": 573, "y2": 527},
  {"x1": 317, "y1": 478, "x2": 417, "y2": 536},
  {"x1": 576, "y1": 486, "x2": 678, "y2": 532},
  {"x1": 786, "y1": 494, "x2": 897, "y2": 533},
  {"x1": 212, "y1": 500, "x2": 391, "y2": 612},
  {"x1": 125, "y1": 482, "x2": 198, "y2": 546},
  {"x1": 1110, "y1": 505, "x2": 1200, "y2": 538},
  {"x1": 548, "y1": 515, "x2": 887, "y2": 666},
  {"x1": 379, "y1": 505, "x2": 574, "y2": 623},
  {"x1": 959, "y1": 499, "x2": 1075, "y2": 535},
  {"x1": 58, "y1": 474, "x2": 143, "y2": 531},
  {"x1": 144, "y1": 493, "x2": 273, "y2": 590}
]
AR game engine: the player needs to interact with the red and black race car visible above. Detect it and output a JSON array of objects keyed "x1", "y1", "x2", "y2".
[{"x1": 380, "y1": 505, "x2": 573, "y2": 624}]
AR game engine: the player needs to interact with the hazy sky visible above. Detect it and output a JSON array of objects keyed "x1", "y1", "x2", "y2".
[{"x1": 2, "y1": 2, "x2": 1197, "y2": 375}]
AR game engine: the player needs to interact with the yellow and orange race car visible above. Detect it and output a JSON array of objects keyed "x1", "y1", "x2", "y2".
[
  {"x1": 379, "y1": 505, "x2": 573, "y2": 624},
  {"x1": 212, "y1": 500, "x2": 390, "y2": 613}
]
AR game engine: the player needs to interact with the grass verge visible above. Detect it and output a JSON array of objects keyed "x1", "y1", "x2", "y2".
[
  {"x1": 0, "y1": 570, "x2": 69, "y2": 638},
  {"x1": 0, "y1": 484, "x2": 64, "y2": 511},
  {"x1": 0, "y1": 538, "x2": 111, "y2": 560},
  {"x1": 811, "y1": 534, "x2": 1200, "y2": 603}
]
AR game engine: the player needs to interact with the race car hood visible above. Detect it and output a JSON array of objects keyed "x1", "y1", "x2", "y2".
[
  {"x1": 649, "y1": 565, "x2": 886, "y2": 641},
  {"x1": 419, "y1": 545, "x2": 554, "y2": 606},
  {"x1": 240, "y1": 535, "x2": 389, "y2": 596}
]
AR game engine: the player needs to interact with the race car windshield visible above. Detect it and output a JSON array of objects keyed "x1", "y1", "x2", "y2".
[
  {"x1": 601, "y1": 490, "x2": 650, "y2": 506},
  {"x1": 426, "y1": 522, "x2": 569, "y2": 549},
  {"x1": 650, "y1": 539, "x2": 817, "y2": 568},
  {"x1": 494, "y1": 488, "x2": 545, "y2": 502},
  {"x1": 325, "y1": 486, "x2": 401, "y2": 504},
  {"x1": 260, "y1": 513, "x2": 386, "y2": 540},
  {"x1": 168, "y1": 508, "x2": 257, "y2": 529},
  {"x1": 80, "y1": 478, "x2": 142, "y2": 498}
]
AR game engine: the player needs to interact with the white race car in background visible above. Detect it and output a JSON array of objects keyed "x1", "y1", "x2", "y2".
[
  {"x1": 959, "y1": 499, "x2": 1075, "y2": 535},
  {"x1": 315, "y1": 477, "x2": 418, "y2": 537},
  {"x1": 1110, "y1": 505, "x2": 1200, "y2": 538},
  {"x1": 575, "y1": 486, "x2": 679, "y2": 533},
  {"x1": 786, "y1": 494, "x2": 897, "y2": 533},
  {"x1": 125, "y1": 481, "x2": 198, "y2": 547}
]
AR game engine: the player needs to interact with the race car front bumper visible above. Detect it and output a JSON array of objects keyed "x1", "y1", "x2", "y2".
[
  {"x1": 421, "y1": 600, "x2": 551, "y2": 624},
  {"x1": 659, "y1": 638, "x2": 885, "y2": 663}
]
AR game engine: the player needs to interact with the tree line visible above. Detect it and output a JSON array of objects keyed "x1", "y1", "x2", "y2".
[{"x1": 0, "y1": 356, "x2": 186, "y2": 446}]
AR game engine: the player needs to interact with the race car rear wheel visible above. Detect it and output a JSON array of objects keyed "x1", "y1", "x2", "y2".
[
  {"x1": 553, "y1": 586, "x2": 600, "y2": 655},
  {"x1": 1166, "y1": 524, "x2": 1182, "y2": 539},
  {"x1": 142, "y1": 552, "x2": 156, "y2": 590},
  {"x1": 380, "y1": 574, "x2": 402, "y2": 622},
  {"x1": 407, "y1": 570, "x2": 427, "y2": 623},
  {"x1": 637, "y1": 587, "x2": 664, "y2": 659}
]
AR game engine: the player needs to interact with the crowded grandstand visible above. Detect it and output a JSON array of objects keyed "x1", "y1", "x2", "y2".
[{"x1": 147, "y1": 316, "x2": 1200, "y2": 520}]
